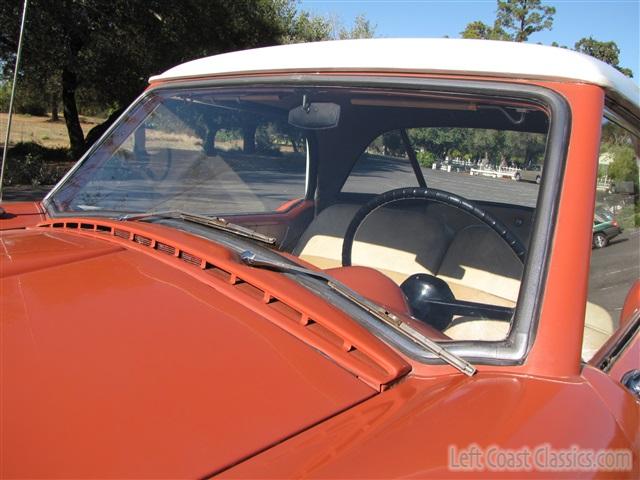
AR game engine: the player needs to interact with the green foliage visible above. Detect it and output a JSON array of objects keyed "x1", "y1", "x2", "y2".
[
  {"x1": 601, "y1": 120, "x2": 633, "y2": 146},
  {"x1": 285, "y1": 11, "x2": 333, "y2": 43},
  {"x1": 382, "y1": 131, "x2": 403, "y2": 156},
  {"x1": 416, "y1": 150, "x2": 436, "y2": 168},
  {"x1": 461, "y1": 2, "x2": 632, "y2": 76},
  {"x1": 460, "y1": 21, "x2": 509, "y2": 40},
  {"x1": 409, "y1": 128, "x2": 472, "y2": 159},
  {"x1": 0, "y1": 81, "x2": 11, "y2": 111},
  {"x1": 605, "y1": 144, "x2": 638, "y2": 183},
  {"x1": 2, "y1": 142, "x2": 70, "y2": 186},
  {"x1": 4, "y1": 153, "x2": 49, "y2": 186},
  {"x1": 406, "y1": 127, "x2": 546, "y2": 166},
  {"x1": 617, "y1": 203, "x2": 640, "y2": 230},
  {"x1": 255, "y1": 123, "x2": 283, "y2": 156},
  {"x1": 7, "y1": 141, "x2": 69, "y2": 161},
  {"x1": 574, "y1": 37, "x2": 633, "y2": 77},
  {"x1": 462, "y1": 0, "x2": 554, "y2": 42},
  {"x1": 503, "y1": 131, "x2": 546, "y2": 165},
  {"x1": 597, "y1": 164, "x2": 608, "y2": 179},
  {"x1": 0, "y1": 80, "x2": 49, "y2": 115},
  {"x1": 14, "y1": 83, "x2": 48, "y2": 116},
  {"x1": 496, "y1": 0, "x2": 555, "y2": 42},
  {"x1": 339, "y1": 14, "x2": 376, "y2": 39}
]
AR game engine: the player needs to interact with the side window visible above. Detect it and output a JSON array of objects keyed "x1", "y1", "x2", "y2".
[{"x1": 584, "y1": 117, "x2": 639, "y2": 361}]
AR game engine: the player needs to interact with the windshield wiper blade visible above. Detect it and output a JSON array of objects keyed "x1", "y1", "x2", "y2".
[
  {"x1": 240, "y1": 250, "x2": 476, "y2": 376},
  {"x1": 118, "y1": 210, "x2": 276, "y2": 245}
]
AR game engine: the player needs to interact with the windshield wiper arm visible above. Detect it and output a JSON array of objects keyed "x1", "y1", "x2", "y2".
[
  {"x1": 118, "y1": 210, "x2": 276, "y2": 245},
  {"x1": 240, "y1": 250, "x2": 476, "y2": 376}
]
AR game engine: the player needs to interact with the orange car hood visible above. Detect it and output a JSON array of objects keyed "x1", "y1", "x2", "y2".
[{"x1": 1, "y1": 227, "x2": 381, "y2": 478}]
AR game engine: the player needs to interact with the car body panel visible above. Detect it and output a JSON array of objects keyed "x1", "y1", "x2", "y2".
[
  {"x1": 516, "y1": 82, "x2": 604, "y2": 378},
  {"x1": 1, "y1": 225, "x2": 417, "y2": 478},
  {"x1": 0, "y1": 201, "x2": 46, "y2": 230},
  {"x1": 223, "y1": 372, "x2": 638, "y2": 478},
  {"x1": 590, "y1": 281, "x2": 640, "y2": 384}
]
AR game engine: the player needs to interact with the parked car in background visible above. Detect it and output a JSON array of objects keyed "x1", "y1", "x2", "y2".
[
  {"x1": 593, "y1": 211, "x2": 623, "y2": 248},
  {"x1": 609, "y1": 180, "x2": 636, "y2": 194},
  {"x1": 1, "y1": 39, "x2": 638, "y2": 478},
  {"x1": 515, "y1": 163, "x2": 543, "y2": 183}
]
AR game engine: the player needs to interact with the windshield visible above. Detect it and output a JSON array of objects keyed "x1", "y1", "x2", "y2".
[{"x1": 46, "y1": 82, "x2": 557, "y2": 363}]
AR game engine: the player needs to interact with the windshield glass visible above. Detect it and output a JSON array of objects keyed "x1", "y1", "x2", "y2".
[
  {"x1": 49, "y1": 88, "x2": 308, "y2": 215},
  {"x1": 47, "y1": 83, "x2": 556, "y2": 355}
]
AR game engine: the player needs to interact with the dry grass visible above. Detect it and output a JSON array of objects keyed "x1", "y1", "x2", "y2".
[{"x1": 0, "y1": 112, "x2": 106, "y2": 149}]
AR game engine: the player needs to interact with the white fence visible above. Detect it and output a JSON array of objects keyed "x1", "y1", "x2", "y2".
[
  {"x1": 596, "y1": 177, "x2": 612, "y2": 191},
  {"x1": 469, "y1": 166, "x2": 519, "y2": 179}
]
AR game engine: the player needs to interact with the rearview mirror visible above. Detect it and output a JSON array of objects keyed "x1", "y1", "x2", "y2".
[{"x1": 288, "y1": 101, "x2": 340, "y2": 130}]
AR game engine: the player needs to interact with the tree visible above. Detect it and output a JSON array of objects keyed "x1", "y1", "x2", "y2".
[
  {"x1": 606, "y1": 144, "x2": 638, "y2": 184},
  {"x1": 339, "y1": 14, "x2": 376, "y2": 39},
  {"x1": 496, "y1": 0, "x2": 555, "y2": 42},
  {"x1": 574, "y1": 37, "x2": 633, "y2": 77},
  {"x1": 503, "y1": 131, "x2": 546, "y2": 165},
  {"x1": 461, "y1": 0, "x2": 555, "y2": 43},
  {"x1": 0, "y1": 0, "x2": 301, "y2": 158},
  {"x1": 409, "y1": 128, "x2": 473, "y2": 160},
  {"x1": 285, "y1": 11, "x2": 333, "y2": 43},
  {"x1": 460, "y1": 20, "x2": 509, "y2": 40},
  {"x1": 601, "y1": 121, "x2": 633, "y2": 146}
]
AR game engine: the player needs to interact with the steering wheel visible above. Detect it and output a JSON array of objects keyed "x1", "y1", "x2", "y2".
[{"x1": 341, "y1": 187, "x2": 527, "y2": 330}]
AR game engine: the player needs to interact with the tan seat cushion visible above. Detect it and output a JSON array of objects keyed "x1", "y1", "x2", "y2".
[
  {"x1": 296, "y1": 203, "x2": 614, "y2": 358},
  {"x1": 437, "y1": 225, "x2": 523, "y2": 303},
  {"x1": 296, "y1": 203, "x2": 449, "y2": 276}
]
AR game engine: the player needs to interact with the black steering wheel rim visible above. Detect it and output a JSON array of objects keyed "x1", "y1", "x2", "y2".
[{"x1": 341, "y1": 187, "x2": 527, "y2": 267}]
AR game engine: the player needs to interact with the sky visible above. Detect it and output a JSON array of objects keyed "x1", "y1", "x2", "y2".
[{"x1": 299, "y1": 0, "x2": 640, "y2": 84}]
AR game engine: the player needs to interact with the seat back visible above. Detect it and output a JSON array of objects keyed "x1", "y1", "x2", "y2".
[{"x1": 295, "y1": 203, "x2": 451, "y2": 278}]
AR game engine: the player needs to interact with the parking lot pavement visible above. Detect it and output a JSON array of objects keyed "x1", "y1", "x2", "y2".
[
  {"x1": 425, "y1": 169, "x2": 539, "y2": 207},
  {"x1": 588, "y1": 228, "x2": 640, "y2": 329},
  {"x1": 346, "y1": 156, "x2": 540, "y2": 207}
]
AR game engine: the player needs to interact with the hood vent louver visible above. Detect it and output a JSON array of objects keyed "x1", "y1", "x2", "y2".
[
  {"x1": 179, "y1": 251, "x2": 203, "y2": 267},
  {"x1": 156, "y1": 241, "x2": 176, "y2": 256},
  {"x1": 114, "y1": 228, "x2": 131, "y2": 240},
  {"x1": 133, "y1": 234, "x2": 152, "y2": 247},
  {"x1": 37, "y1": 219, "x2": 410, "y2": 390}
]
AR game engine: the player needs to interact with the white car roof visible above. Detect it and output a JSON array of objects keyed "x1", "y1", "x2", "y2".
[{"x1": 150, "y1": 38, "x2": 639, "y2": 114}]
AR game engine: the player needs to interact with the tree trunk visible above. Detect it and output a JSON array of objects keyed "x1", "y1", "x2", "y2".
[
  {"x1": 61, "y1": 67, "x2": 85, "y2": 158},
  {"x1": 50, "y1": 93, "x2": 59, "y2": 121},
  {"x1": 289, "y1": 135, "x2": 299, "y2": 153},
  {"x1": 243, "y1": 124, "x2": 257, "y2": 154},
  {"x1": 204, "y1": 128, "x2": 218, "y2": 156}
]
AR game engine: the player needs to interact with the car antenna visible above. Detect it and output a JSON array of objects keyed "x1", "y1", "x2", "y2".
[{"x1": 0, "y1": 0, "x2": 29, "y2": 203}]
